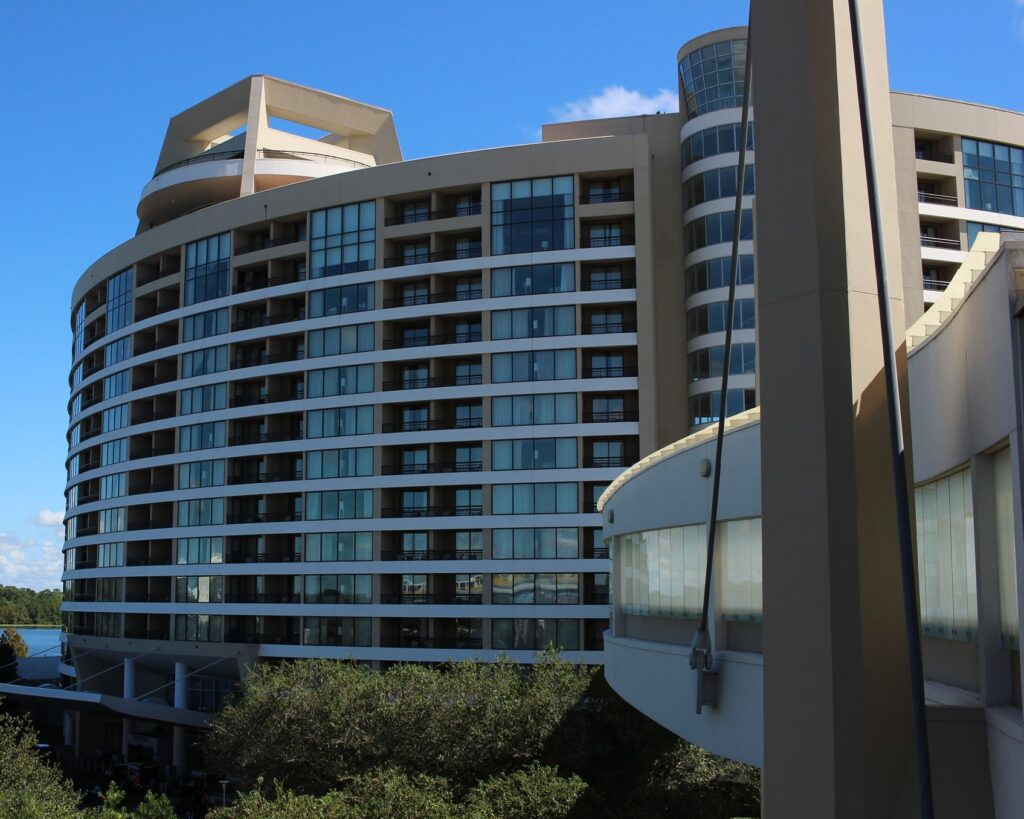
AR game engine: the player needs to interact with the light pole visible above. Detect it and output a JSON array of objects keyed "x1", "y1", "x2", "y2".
[{"x1": 219, "y1": 779, "x2": 230, "y2": 807}]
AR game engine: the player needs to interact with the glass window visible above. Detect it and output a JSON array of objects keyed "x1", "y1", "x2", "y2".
[
  {"x1": 685, "y1": 255, "x2": 755, "y2": 296},
  {"x1": 106, "y1": 269, "x2": 133, "y2": 333},
  {"x1": 179, "y1": 421, "x2": 227, "y2": 452},
  {"x1": 306, "y1": 447, "x2": 373, "y2": 479},
  {"x1": 182, "y1": 308, "x2": 229, "y2": 342},
  {"x1": 181, "y1": 346, "x2": 228, "y2": 379},
  {"x1": 180, "y1": 383, "x2": 228, "y2": 415},
  {"x1": 492, "y1": 482, "x2": 578, "y2": 514},
  {"x1": 679, "y1": 38, "x2": 748, "y2": 118},
  {"x1": 684, "y1": 209, "x2": 754, "y2": 254},
  {"x1": 307, "y1": 364, "x2": 374, "y2": 398},
  {"x1": 306, "y1": 406, "x2": 374, "y2": 439},
  {"x1": 492, "y1": 438, "x2": 577, "y2": 470},
  {"x1": 491, "y1": 263, "x2": 575, "y2": 297},
  {"x1": 491, "y1": 350, "x2": 576, "y2": 383},
  {"x1": 492, "y1": 306, "x2": 575, "y2": 340},
  {"x1": 304, "y1": 532, "x2": 373, "y2": 562},
  {"x1": 305, "y1": 489, "x2": 373, "y2": 520},
  {"x1": 994, "y1": 448, "x2": 1019, "y2": 648},
  {"x1": 491, "y1": 177, "x2": 574, "y2": 255},
  {"x1": 309, "y1": 283, "x2": 375, "y2": 317},
  {"x1": 310, "y1": 201, "x2": 376, "y2": 277},
  {"x1": 688, "y1": 389, "x2": 755, "y2": 427},
  {"x1": 308, "y1": 324, "x2": 374, "y2": 358},
  {"x1": 915, "y1": 468, "x2": 977, "y2": 640},
  {"x1": 178, "y1": 459, "x2": 226, "y2": 489},
  {"x1": 184, "y1": 233, "x2": 231, "y2": 306},
  {"x1": 962, "y1": 137, "x2": 1024, "y2": 217},
  {"x1": 687, "y1": 342, "x2": 756, "y2": 381}
]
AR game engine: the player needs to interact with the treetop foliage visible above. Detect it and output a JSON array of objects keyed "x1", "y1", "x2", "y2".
[{"x1": 0, "y1": 585, "x2": 62, "y2": 626}]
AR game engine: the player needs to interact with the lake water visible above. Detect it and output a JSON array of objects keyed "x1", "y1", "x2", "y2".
[{"x1": 12, "y1": 627, "x2": 62, "y2": 657}]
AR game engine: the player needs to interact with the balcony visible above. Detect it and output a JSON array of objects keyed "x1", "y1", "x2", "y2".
[
  {"x1": 915, "y1": 149, "x2": 954, "y2": 163},
  {"x1": 224, "y1": 592, "x2": 302, "y2": 604},
  {"x1": 583, "y1": 321, "x2": 637, "y2": 335},
  {"x1": 230, "y1": 352, "x2": 305, "y2": 370},
  {"x1": 381, "y1": 460, "x2": 483, "y2": 475},
  {"x1": 231, "y1": 312, "x2": 305, "y2": 332},
  {"x1": 382, "y1": 374, "x2": 482, "y2": 391},
  {"x1": 585, "y1": 366, "x2": 639, "y2": 378},
  {"x1": 225, "y1": 512, "x2": 303, "y2": 524},
  {"x1": 383, "y1": 247, "x2": 483, "y2": 268},
  {"x1": 381, "y1": 505, "x2": 483, "y2": 518},
  {"x1": 383, "y1": 331, "x2": 482, "y2": 350},
  {"x1": 380, "y1": 593, "x2": 482, "y2": 605},
  {"x1": 381, "y1": 548, "x2": 483, "y2": 561},
  {"x1": 584, "y1": 455, "x2": 636, "y2": 468},
  {"x1": 381, "y1": 636, "x2": 483, "y2": 649},
  {"x1": 920, "y1": 235, "x2": 961, "y2": 250},
  {"x1": 383, "y1": 288, "x2": 482, "y2": 308},
  {"x1": 230, "y1": 390, "x2": 303, "y2": 408},
  {"x1": 917, "y1": 191, "x2": 958, "y2": 206},
  {"x1": 582, "y1": 274, "x2": 637, "y2": 291},
  {"x1": 234, "y1": 232, "x2": 307, "y2": 256},
  {"x1": 583, "y1": 410, "x2": 639, "y2": 423},
  {"x1": 228, "y1": 430, "x2": 302, "y2": 446},
  {"x1": 581, "y1": 234, "x2": 636, "y2": 249},
  {"x1": 579, "y1": 191, "x2": 634, "y2": 205},
  {"x1": 227, "y1": 469, "x2": 303, "y2": 485},
  {"x1": 381, "y1": 417, "x2": 483, "y2": 433},
  {"x1": 225, "y1": 631, "x2": 300, "y2": 645},
  {"x1": 227, "y1": 551, "x2": 303, "y2": 564},
  {"x1": 232, "y1": 270, "x2": 307, "y2": 295},
  {"x1": 923, "y1": 277, "x2": 950, "y2": 293},
  {"x1": 384, "y1": 203, "x2": 482, "y2": 226}
]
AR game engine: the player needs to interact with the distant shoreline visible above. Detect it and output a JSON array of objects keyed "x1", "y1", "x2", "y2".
[{"x1": 0, "y1": 624, "x2": 61, "y2": 629}]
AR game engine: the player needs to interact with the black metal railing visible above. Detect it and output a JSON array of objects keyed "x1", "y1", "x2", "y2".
[
  {"x1": 382, "y1": 374, "x2": 483, "y2": 391},
  {"x1": 582, "y1": 275, "x2": 637, "y2": 291},
  {"x1": 230, "y1": 351, "x2": 304, "y2": 370},
  {"x1": 381, "y1": 637, "x2": 483, "y2": 649},
  {"x1": 381, "y1": 417, "x2": 483, "y2": 433},
  {"x1": 585, "y1": 545, "x2": 610, "y2": 559},
  {"x1": 579, "y1": 191, "x2": 634, "y2": 204},
  {"x1": 384, "y1": 203, "x2": 482, "y2": 226},
  {"x1": 232, "y1": 270, "x2": 307, "y2": 294},
  {"x1": 381, "y1": 461, "x2": 483, "y2": 475},
  {"x1": 230, "y1": 390, "x2": 303, "y2": 408},
  {"x1": 225, "y1": 592, "x2": 302, "y2": 604},
  {"x1": 583, "y1": 321, "x2": 637, "y2": 334},
  {"x1": 383, "y1": 288, "x2": 482, "y2": 308},
  {"x1": 586, "y1": 592, "x2": 611, "y2": 605},
  {"x1": 381, "y1": 505, "x2": 483, "y2": 518},
  {"x1": 231, "y1": 312, "x2": 305, "y2": 332},
  {"x1": 227, "y1": 470, "x2": 303, "y2": 485},
  {"x1": 584, "y1": 455, "x2": 636, "y2": 468},
  {"x1": 585, "y1": 366, "x2": 638, "y2": 378},
  {"x1": 917, "y1": 191, "x2": 958, "y2": 206},
  {"x1": 580, "y1": 234, "x2": 635, "y2": 249},
  {"x1": 383, "y1": 247, "x2": 483, "y2": 268},
  {"x1": 228, "y1": 430, "x2": 303, "y2": 446},
  {"x1": 582, "y1": 410, "x2": 638, "y2": 423},
  {"x1": 383, "y1": 331, "x2": 481, "y2": 349},
  {"x1": 920, "y1": 235, "x2": 961, "y2": 249},
  {"x1": 235, "y1": 232, "x2": 307, "y2": 256},
  {"x1": 381, "y1": 549, "x2": 483, "y2": 561},
  {"x1": 915, "y1": 150, "x2": 955, "y2": 164},
  {"x1": 380, "y1": 593, "x2": 482, "y2": 605},
  {"x1": 227, "y1": 551, "x2": 303, "y2": 564}
]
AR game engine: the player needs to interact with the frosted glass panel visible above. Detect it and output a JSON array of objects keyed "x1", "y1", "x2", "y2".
[{"x1": 994, "y1": 448, "x2": 1019, "y2": 648}]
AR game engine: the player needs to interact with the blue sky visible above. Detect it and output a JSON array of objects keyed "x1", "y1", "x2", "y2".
[{"x1": 0, "y1": 0, "x2": 1021, "y2": 589}]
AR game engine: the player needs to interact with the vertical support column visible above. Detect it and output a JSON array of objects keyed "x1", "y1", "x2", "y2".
[
  {"x1": 972, "y1": 453, "x2": 1010, "y2": 705},
  {"x1": 121, "y1": 657, "x2": 136, "y2": 760},
  {"x1": 172, "y1": 662, "x2": 187, "y2": 776},
  {"x1": 63, "y1": 710, "x2": 75, "y2": 748},
  {"x1": 752, "y1": 0, "x2": 918, "y2": 816},
  {"x1": 239, "y1": 76, "x2": 268, "y2": 198}
]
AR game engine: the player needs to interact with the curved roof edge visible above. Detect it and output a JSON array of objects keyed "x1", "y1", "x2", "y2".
[{"x1": 597, "y1": 406, "x2": 761, "y2": 512}]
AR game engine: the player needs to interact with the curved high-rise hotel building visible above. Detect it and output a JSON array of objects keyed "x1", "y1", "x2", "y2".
[{"x1": 18, "y1": 26, "x2": 1021, "y2": 777}]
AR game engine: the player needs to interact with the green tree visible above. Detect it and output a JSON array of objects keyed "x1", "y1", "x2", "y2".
[
  {"x1": 463, "y1": 763, "x2": 586, "y2": 819},
  {"x1": 206, "y1": 654, "x2": 594, "y2": 794},
  {"x1": 0, "y1": 586, "x2": 62, "y2": 626},
  {"x1": 0, "y1": 699, "x2": 81, "y2": 819},
  {"x1": 0, "y1": 628, "x2": 29, "y2": 683},
  {"x1": 83, "y1": 782, "x2": 175, "y2": 818}
]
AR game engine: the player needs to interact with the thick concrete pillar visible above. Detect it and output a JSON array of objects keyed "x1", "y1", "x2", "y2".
[
  {"x1": 172, "y1": 662, "x2": 187, "y2": 774},
  {"x1": 752, "y1": 0, "x2": 918, "y2": 816}
]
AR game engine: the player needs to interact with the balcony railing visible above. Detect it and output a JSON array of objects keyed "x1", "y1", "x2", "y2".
[
  {"x1": 585, "y1": 544, "x2": 610, "y2": 559},
  {"x1": 582, "y1": 410, "x2": 639, "y2": 423},
  {"x1": 380, "y1": 593, "x2": 483, "y2": 605},
  {"x1": 579, "y1": 191, "x2": 634, "y2": 205},
  {"x1": 917, "y1": 191, "x2": 958, "y2": 206},
  {"x1": 381, "y1": 417, "x2": 483, "y2": 433},
  {"x1": 154, "y1": 148, "x2": 369, "y2": 179},
  {"x1": 234, "y1": 232, "x2": 307, "y2": 256},
  {"x1": 582, "y1": 275, "x2": 637, "y2": 291},
  {"x1": 923, "y1": 277, "x2": 950, "y2": 292},
  {"x1": 383, "y1": 331, "x2": 481, "y2": 350},
  {"x1": 583, "y1": 455, "x2": 636, "y2": 468},
  {"x1": 580, "y1": 234, "x2": 635, "y2": 249},
  {"x1": 384, "y1": 203, "x2": 482, "y2": 226},
  {"x1": 226, "y1": 512, "x2": 303, "y2": 524},
  {"x1": 232, "y1": 270, "x2": 307, "y2": 295},
  {"x1": 381, "y1": 549, "x2": 483, "y2": 561},
  {"x1": 381, "y1": 505, "x2": 483, "y2": 518},
  {"x1": 230, "y1": 390, "x2": 304, "y2": 408},
  {"x1": 383, "y1": 288, "x2": 482, "y2": 308},
  {"x1": 585, "y1": 366, "x2": 638, "y2": 378},
  {"x1": 225, "y1": 592, "x2": 302, "y2": 604},
  {"x1": 227, "y1": 551, "x2": 303, "y2": 564},
  {"x1": 583, "y1": 321, "x2": 637, "y2": 334},
  {"x1": 230, "y1": 351, "x2": 305, "y2": 370},
  {"x1": 586, "y1": 592, "x2": 611, "y2": 605},
  {"x1": 383, "y1": 247, "x2": 483, "y2": 268},
  {"x1": 228, "y1": 430, "x2": 303, "y2": 446},
  {"x1": 227, "y1": 470, "x2": 303, "y2": 485},
  {"x1": 382, "y1": 374, "x2": 482, "y2": 391},
  {"x1": 915, "y1": 149, "x2": 955, "y2": 164},
  {"x1": 225, "y1": 631, "x2": 300, "y2": 645},
  {"x1": 381, "y1": 461, "x2": 483, "y2": 475},
  {"x1": 381, "y1": 636, "x2": 483, "y2": 649},
  {"x1": 231, "y1": 312, "x2": 305, "y2": 332},
  {"x1": 920, "y1": 235, "x2": 961, "y2": 249}
]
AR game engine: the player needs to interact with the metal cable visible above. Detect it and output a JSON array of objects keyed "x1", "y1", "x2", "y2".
[
  {"x1": 695, "y1": 20, "x2": 755, "y2": 648},
  {"x1": 846, "y1": 0, "x2": 933, "y2": 815}
]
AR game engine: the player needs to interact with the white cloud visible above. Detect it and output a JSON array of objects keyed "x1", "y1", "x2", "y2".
[
  {"x1": 0, "y1": 534, "x2": 63, "y2": 591},
  {"x1": 552, "y1": 85, "x2": 678, "y2": 122},
  {"x1": 30, "y1": 508, "x2": 64, "y2": 528}
]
